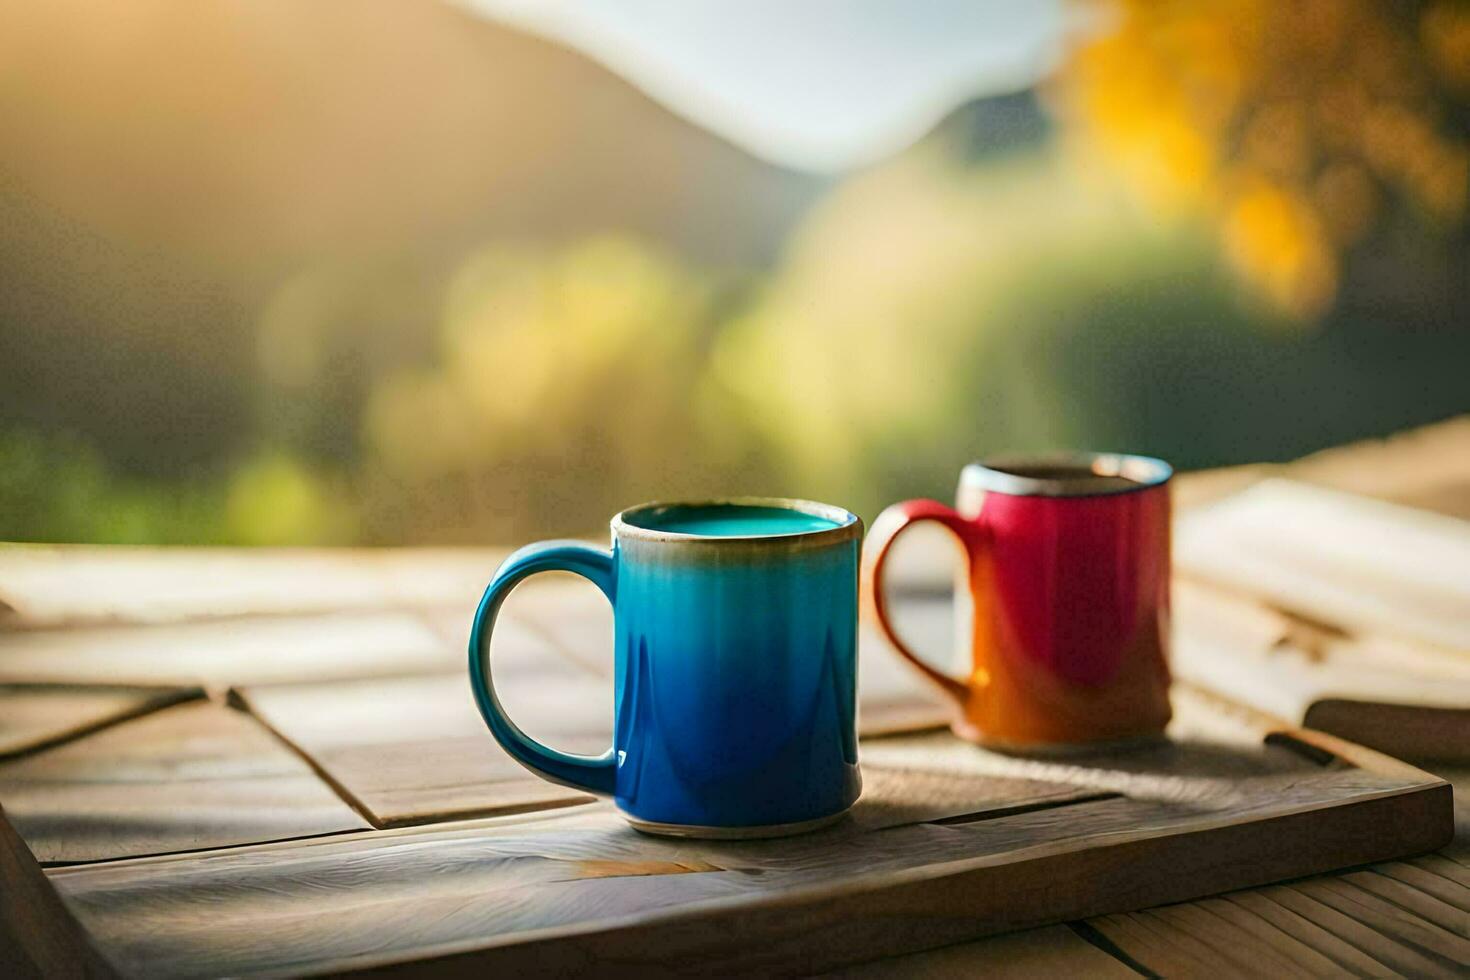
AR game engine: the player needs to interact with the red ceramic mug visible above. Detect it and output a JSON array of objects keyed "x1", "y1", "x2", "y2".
[{"x1": 863, "y1": 453, "x2": 1173, "y2": 750}]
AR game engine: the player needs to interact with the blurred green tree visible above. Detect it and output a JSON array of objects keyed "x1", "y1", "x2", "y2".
[{"x1": 359, "y1": 237, "x2": 770, "y2": 541}]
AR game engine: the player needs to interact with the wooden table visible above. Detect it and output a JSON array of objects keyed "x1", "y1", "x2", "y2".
[{"x1": 2, "y1": 421, "x2": 1467, "y2": 977}]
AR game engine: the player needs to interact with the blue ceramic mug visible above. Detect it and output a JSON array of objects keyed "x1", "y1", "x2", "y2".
[{"x1": 469, "y1": 498, "x2": 864, "y2": 838}]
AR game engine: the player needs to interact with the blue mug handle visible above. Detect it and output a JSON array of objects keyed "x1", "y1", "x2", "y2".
[{"x1": 468, "y1": 541, "x2": 618, "y2": 795}]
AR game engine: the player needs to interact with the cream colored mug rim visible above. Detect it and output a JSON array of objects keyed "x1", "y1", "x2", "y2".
[{"x1": 961, "y1": 452, "x2": 1172, "y2": 498}]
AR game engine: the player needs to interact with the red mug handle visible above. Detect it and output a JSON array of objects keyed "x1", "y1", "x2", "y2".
[{"x1": 861, "y1": 499, "x2": 984, "y2": 705}]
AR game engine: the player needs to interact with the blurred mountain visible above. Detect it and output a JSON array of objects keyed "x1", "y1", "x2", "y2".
[
  {"x1": 0, "y1": 0, "x2": 825, "y2": 473},
  {"x1": 938, "y1": 91, "x2": 1052, "y2": 163},
  {"x1": 457, "y1": 0, "x2": 1066, "y2": 172}
]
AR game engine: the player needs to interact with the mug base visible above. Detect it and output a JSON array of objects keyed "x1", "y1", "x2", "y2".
[
  {"x1": 623, "y1": 807, "x2": 850, "y2": 840},
  {"x1": 952, "y1": 721, "x2": 1169, "y2": 757}
]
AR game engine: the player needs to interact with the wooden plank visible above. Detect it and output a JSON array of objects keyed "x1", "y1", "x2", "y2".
[
  {"x1": 0, "y1": 803, "x2": 115, "y2": 978},
  {"x1": 857, "y1": 614, "x2": 951, "y2": 737},
  {"x1": 415, "y1": 600, "x2": 593, "y2": 678},
  {"x1": 1176, "y1": 479, "x2": 1470, "y2": 653},
  {"x1": 54, "y1": 783, "x2": 1446, "y2": 977},
  {"x1": 857, "y1": 686, "x2": 1328, "y2": 806},
  {"x1": 1172, "y1": 463, "x2": 1280, "y2": 512},
  {"x1": 508, "y1": 576, "x2": 615, "y2": 676},
  {"x1": 42, "y1": 766, "x2": 1100, "y2": 978},
  {"x1": 1167, "y1": 422, "x2": 1470, "y2": 767},
  {"x1": 42, "y1": 716, "x2": 1450, "y2": 977},
  {"x1": 235, "y1": 672, "x2": 607, "y2": 828},
  {"x1": 0, "y1": 611, "x2": 454, "y2": 690},
  {"x1": 280, "y1": 749, "x2": 1443, "y2": 975},
  {"x1": 1177, "y1": 896, "x2": 1351, "y2": 975},
  {"x1": 0, "y1": 684, "x2": 199, "y2": 759},
  {"x1": 1292, "y1": 877, "x2": 1470, "y2": 966},
  {"x1": 0, "y1": 701, "x2": 371, "y2": 863},
  {"x1": 842, "y1": 764, "x2": 1106, "y2": 835},
  {"x1": 1089, "y1": 908, "x2": 1282, "y2": 979},
  {"x1": 844, "y1": 526, "x2": 970, "y2": 733},
  {"x1": 1257, "y1": 882, "x2": 1461, "y2": 978},
  {"x1": 1284, "y1": 415, "x2": 1470, "y2": 522},
  {"x1": 1172, "y1": 581, "x2": 1470, "y2": 761},
  {"x1": 1163, "y1": 682, "x2": 1291, "y2": 749},
  {"x1": 374, "y1": 548, "x2": 515, "y2": 610},
  {"x1": 1408, "y1": 855, "x2": 1470, "y2": 893},
  {"x1": 1219, "y1": 890, "x2": 1392, "y2": 976},
  {"x1": 0, "y1": 545, "x2": 510, "y2": 629},
  {"x1": 1302, "y1": 703, "x2": 1470, "y2": 766},
  {"x1": 1430, "y1": 850, "x2": 1470, "y2": 878},
  {"x1": 825, "y1": 923, "x2": 1138, "y2": 979},
  {"x1": 1087, "y1": 910, "x2": 1220, "y2": 978},
  {"x1": 1340, "y1": 869, "x2": 1469, "y2": 938},
  {"x1": 234, "y1": 601, "x2": 613, "y2": 826},
  {"x1": 1170, "y1": 416, "x2": 1470, "y2": 520},
  {"x1": 1372, "y1": 861, "x2": 1470, "y2": 914},
  {"x1": 1148, "y1": 901, "x2": 1340, "y2": 976}
]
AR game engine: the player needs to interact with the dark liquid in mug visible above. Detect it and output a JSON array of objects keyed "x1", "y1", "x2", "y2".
[{"x1": 986, "y1": 463, "x2": 1146, "y2": 492}]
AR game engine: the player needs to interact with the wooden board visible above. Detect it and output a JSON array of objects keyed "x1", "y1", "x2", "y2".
[
  {"x1": 415, "y1": 595, "x2": 582, "y2": 667},
  {"x1": 856, "y1": 622, "x2": 951, "y2": 736},
  {"x1": 1092, "y1": 872, "x2": 1470, "y2": 979},
  {"x1": 0, "y1": 701, "x2": 371, "y2": 864},
  {"x1": 1170, "y1": 416, "x2": 1470, "y2": 520},
  {"x1": 1280, "y1": 415, "x2": 1470, "y2": 522},
  {"x1": 234, "y1": 673, "x2": 606, "y2": 828},
  {"x1": 0, "y1": 612, "x2": 454, "y2": 691},
  {"x1": 825, "y1": 923, "x2": 1139, "y2": 979},
  {"x1": 0, "y1": 802, "x2": 115, "y2": 978},
  {"x1": 0, "y1": 684, "x2": 198, "y2": 760},
  {"x1": 0, "y1": 546, "x2": 509, "y2": 629},
  {"x1": 1173, "y1": 579, "x2": 1470, "y2": 762},
  {"x1": 484, "y1": 573, "x2": 616, "y2": 676},
  {"x1": 1176, "y1": 478, "x2": 1470, "y2": 653},
  {"x1": 1167, "y1": 423, "x2": 1470, "y2": 764},
  {"x1": 234, "y1": 599, "x2": 616, "y2": 827},
  {"x1": 40, "y1": 690, "x2": 1451, "y2": 977}
]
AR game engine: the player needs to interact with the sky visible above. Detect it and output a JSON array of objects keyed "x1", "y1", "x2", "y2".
[{"x1": 458, "y1": 0, "x2": 1068, "y2": 172}]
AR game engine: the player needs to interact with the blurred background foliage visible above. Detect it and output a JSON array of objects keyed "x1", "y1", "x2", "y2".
[{"x1": 0, "y1": 0, "x2": 1466, "y2": 544}]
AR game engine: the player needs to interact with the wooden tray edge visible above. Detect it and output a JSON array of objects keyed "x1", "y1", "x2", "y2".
[{"x1": 308, "y1": 728, "x2": 1453, "y2": 978}]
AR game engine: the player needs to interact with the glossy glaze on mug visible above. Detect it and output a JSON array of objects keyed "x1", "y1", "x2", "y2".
[
  {"x1": 469, "y1": 498, "x2": 863, "y2": 836},
  {"x1": 614, "y1": 506, "x2": 861, "y2": 829},
  {"x1": 865, "y1": 453, "x2": 1172, "y2": 750}
]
